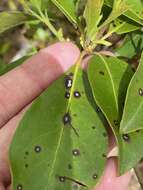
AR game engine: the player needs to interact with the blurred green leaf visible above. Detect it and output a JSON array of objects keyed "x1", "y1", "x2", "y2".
[
  {"x1": 120, "y1": 52, "x2": 143, "y2": 133},
  {"x1": 84, "y1": 0, "x2": 104, "y2": 43},
  {"x1": 105, "y1": 0, "x2": 143, "y2": 26},
  {"x1": 110, "y1": 19, "x2": 140, "y2": 34},
  {"x1": 10, "y1": 66, "x2": 108, "y2": 190},
  {"x1": 124, "y1": 0, "x2": 143, "y2": 25},
  {"x1": 101, "y1": 0, "x2": 129, "y2": 28},
  {"x1": 116, "y1": 33, "x2": 143, "y2": 58},
  {"x1": 51, "y1": 0, "x2": 77, "y2": 25},
  {"x1": 0, "y1": 11, "x2": 33, "y2": 34}
]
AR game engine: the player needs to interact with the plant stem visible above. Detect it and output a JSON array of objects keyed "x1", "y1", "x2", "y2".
[{"x1": 29, "y1": 9, "x2": 64, "y2": 42}]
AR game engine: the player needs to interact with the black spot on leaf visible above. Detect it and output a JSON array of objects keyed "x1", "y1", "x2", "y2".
[
  {"x1": 92, "y1": 126, "x2": 96, "y2": 130},
  {"x1": 68, "y1": 164, "x2": 72, "y2": 170},
  {"x1": 65, "y1": 77, "x2": 73, "y2": 89},
  {"x1": 122, "y1": 134, "x2": 130, "y2": 142},
  {"x1": 74, "y1": 91, "x2": 81, "y2": 98},
  {"x1": 92, "y1": 173, "x2": 98, "y2": 179},
  {"x1": 114, "y1": 120, "x2": 119, "y2": 126},
  {"x1": 99, "y1": 71, "x2": 105, "y2": 76},
  {"x1": 17, "y1": 184, "x2": 23, "y2": 190},
  {"x1": 65, "y1": 92, "x2": 70, "y2": 99},
  {"x1": 103, "y1": 132, "x2": 108, "y2": 137},
  {"x1": 102, "y1": 153, "x2": 107, "y2": 158},
  {"x1": 113, "y1": 22, "x2": 116, "y2": 27},
  {"x1": 72, "y1": 149, "x2": 80, "y2": 156},
  {"x1": 25, "y1": 164, "x2": 29, "y2": 168},
  {"x1": 59, "y1": 176, "x2": 66, "y2": 183},
  {"x1": 25, "y1": 151, "x2": 29, "y2": 155},
  {"x1": 96, "y1": 107, "x2": 101, "y2": 113},
  {"x1": 139, "y1": 88, "x2": 143, "y2": 96},
  {"x1": 34, "y1": 146, "x2": 42, "y2": 153},
  {"x1": 63, "y1": 113, "x2": 71, "y2": 125}
]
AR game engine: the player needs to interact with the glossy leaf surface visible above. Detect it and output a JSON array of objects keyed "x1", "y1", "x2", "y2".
[
  {"x1": 87, "y1": 55, "x2": 133, "y2": 127},
  {"x1": 0, "y1": 12, "x2": 32, "y2": 34},
  {"x1": 120, "y1": 52, "x2": 143, "y2": 133},
  {"x1": 10, "y1": 66, "x2": 108, "y2": 190},
  {"x1": 87, "y1": 55, "x2": 143, "y2": 174}
]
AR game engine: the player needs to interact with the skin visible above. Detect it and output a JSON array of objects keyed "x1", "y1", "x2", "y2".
[{"x1": 0, "y1": 42, "x2": 131, "y2": 190}]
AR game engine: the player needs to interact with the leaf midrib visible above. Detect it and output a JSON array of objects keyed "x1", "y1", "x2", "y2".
[
  {"x1": 48, "y1": 53, "x2": 83, "y2": 182},
  {"x1": 99, "y1": 55, "x2": 119, "y2": 115},
  {"x1": 120, "y1": 53, "x2": 143, "y2": 133},
  {"x1": 122, "y1": 99, "x2": 143, "y2": 133},
  {"x1": 51, "y1": 0, "x2": 77, "y2": 24}
]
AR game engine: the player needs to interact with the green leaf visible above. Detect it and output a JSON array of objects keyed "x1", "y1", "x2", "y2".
[
  {"x1": 84, "y1": 0, "x2": 104, "y2": 42},
  {"x1": 100, "y1": 0, "x2": 129, "y2": 28},
  {"x1": 124, "y1": 0, "x2": 143, "y2": 25},
  {"x1": 87, "y1": 55, "x2": 133, "y2": 126},
  {"x1": 28, "y1": 0, "x2": 51, "y2": 12},
  {"x1": 0, "y1": 11, "x2": 32, "y2": 34},
  {"x1": 10, "y1": 65, "x2": 108, "y2": 189},
  {"x1": 110, "y1": 19, "x2": 140, "y2": 35},
  {"x1": 120, "y1": 52, "x2": 143, "y2": 133},
  {"x1": 105, "y1": 0, "x2": 143, "y2": 26},
  {"x1": 87, "y1": 55, "x2": 143, "y2": 174},
  {"x1": 116, "y1": 33, "x2": 143, "y2": 58},
  {"x1": 120, "y1": 131, "x2": 143, "y2": 174},
  {"x1": 30, "y1": 0, "x2": 42, "y2": 10},
  {"x1": 51, "y1": 0, "x2": 77, "y2": 25}
]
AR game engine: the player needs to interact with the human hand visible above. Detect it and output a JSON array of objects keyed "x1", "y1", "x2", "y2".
[{"x1": 0, "y1": 42, "x2": 131, "y2": 190}]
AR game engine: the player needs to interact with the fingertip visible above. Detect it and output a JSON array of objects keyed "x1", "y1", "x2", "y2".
[
  {"x1": 0, "y1": 42, "x2": 80, "y2": 127},
  {"x1": 95, "y1": 158, "x2": 131, "y2": 190},
  {"x1": 41, "y1": 42, "x2": 80, "y2": 70}
]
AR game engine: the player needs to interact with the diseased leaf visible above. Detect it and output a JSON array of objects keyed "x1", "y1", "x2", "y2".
[
  {"x1": 87, "y1": 55, "x2": 133, "y2": 126},
  {"x1": 51, "y1": 0, "x2": 77, "y2": 25},
  {"x1": 120, "y1": 52, "x2": 143, "y2": 133},
  {"x1": 87, "y1": 55, "x2": 143, "y2": 174},
  {"x1": 0, "y1": 12, "x2": 33, "y2": 34},
  {"x1": 120, "y1": 130, "x2": 143, "y2": 174},
  {"x1": 84, "y1": 0, "x2": 104, "y2": 42},
  {"x1": 10, "y1": 65, "x2": 108, "y2": 190}
]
